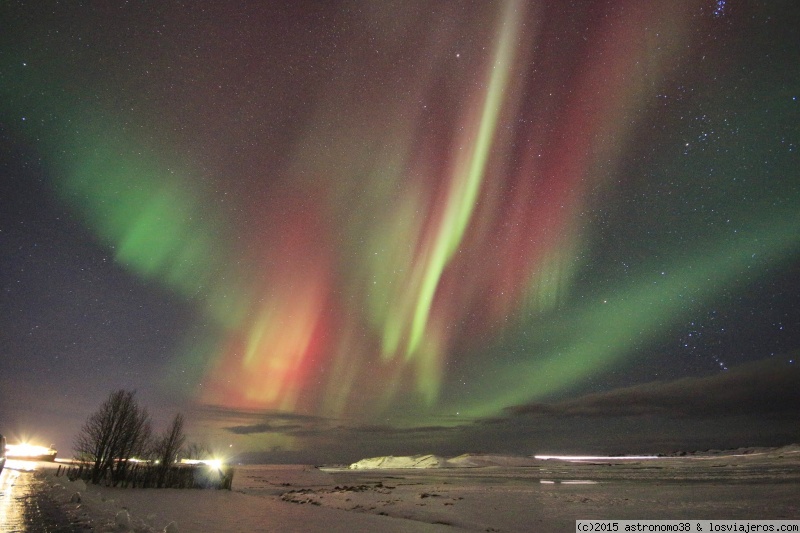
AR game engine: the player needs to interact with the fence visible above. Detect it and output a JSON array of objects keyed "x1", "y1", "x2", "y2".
[{"x1": 55, "y1": 461, "x2": 234, "y2": 490}]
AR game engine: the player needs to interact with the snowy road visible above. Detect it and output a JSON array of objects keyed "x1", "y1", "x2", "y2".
[{"x1": 0, "y1": 462, "x2": 81, "y2": 533}]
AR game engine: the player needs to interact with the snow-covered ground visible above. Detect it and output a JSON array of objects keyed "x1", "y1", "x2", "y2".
[{"x1": 33, "y1": 446, "x2": 800, "y2": 532}]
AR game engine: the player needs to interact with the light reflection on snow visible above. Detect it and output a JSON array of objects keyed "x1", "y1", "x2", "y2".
[
  {"x1": 0, "y1": 467, "x2": 23, "y2": 530},
  {"x1": 3, "y1": 459, "x2": 38, "y2": 472}
]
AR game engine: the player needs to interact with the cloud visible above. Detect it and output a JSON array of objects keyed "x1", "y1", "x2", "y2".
[
  {"x1": 189, "y1": 400, "x2": 470, "y2": 440},
  {"x1": 224, "y1": 418, "x2": 461, "y2": 439},
  {"x1": 226, "y1": 423, "x2": 306, "y2": 435},
  {"x1": 194, "y1": 404, "x2": 327, "y2": 423},
  {"x1": 347, "y1": 424, "x2": 458, "y2": 436},
  {"x1": 505, "y1": 356, "x2": 800, "y2": 419},
  {"x1": 187, "y1": 404, "x2": 334, "y2": 437},
  {"x1": 192, "y1": 357, "x2": 800, "y2": 462}
]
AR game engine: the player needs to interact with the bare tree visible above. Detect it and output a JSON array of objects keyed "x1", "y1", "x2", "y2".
[
  {"x1": 152, "y1": 413, "x2": 186, "y2": 487},
  {"x1": 74, "y1": 389, "x2": 152, "y2": 485}
]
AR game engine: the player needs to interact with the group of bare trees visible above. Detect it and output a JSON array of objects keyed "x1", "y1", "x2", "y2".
[{"x1": 73, "y1": 389, "x2": 199, "y2": 486}]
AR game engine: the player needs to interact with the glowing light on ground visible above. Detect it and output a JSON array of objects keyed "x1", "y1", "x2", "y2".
[{"x1": 535, "y1": 455, "x2": 660, "y2": 462}]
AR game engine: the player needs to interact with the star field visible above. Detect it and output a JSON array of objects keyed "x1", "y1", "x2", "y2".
[{"x1": 1, "y1": 0, "x2": 798, "y2": 461}]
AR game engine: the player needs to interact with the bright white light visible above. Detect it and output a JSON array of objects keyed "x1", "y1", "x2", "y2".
[
  {"x1": 534, "y1": 454, "x2": 659, "y2": 461},
  {"x1": 540, "y1": 479, "x2": 600, "y2": 484},
  {"x1": 5, "y1": 443, "x2": 53, "y2": 459},
  {"x1": 180, "y1": 458, "x2": 224, "y2": 470},
  {"x1": 205, "y1": 459, "x2": 223, "y2": 470}
]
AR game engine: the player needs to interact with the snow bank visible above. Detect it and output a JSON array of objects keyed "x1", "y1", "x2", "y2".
[
  {"x1": 349, "y1": 454, "x2": 449, "y2": 469},
  {"x1": 348, "y1": 453, "x2": 542, "y2": 469}
]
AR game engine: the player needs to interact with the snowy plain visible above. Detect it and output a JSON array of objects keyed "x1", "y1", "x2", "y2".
[{"x1": 34, "y1": 445, "x2": 800, "y2": 532}]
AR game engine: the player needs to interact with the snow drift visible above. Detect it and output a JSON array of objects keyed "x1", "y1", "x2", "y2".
[
  {"x1": 349, "y1": 454, "x2": 449, "y2": 469},
  {"x1": 349, "y1": 453, "x2": 540, "y2": 469}
]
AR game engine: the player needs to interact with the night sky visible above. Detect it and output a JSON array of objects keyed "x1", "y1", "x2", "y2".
[{"x1": 1, "y1": 0, "x2": 799, "y2": 464}]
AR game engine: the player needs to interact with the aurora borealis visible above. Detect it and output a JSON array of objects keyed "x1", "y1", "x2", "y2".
[{"x1": 1, "y1": 1, "x2": 799, "y2": 462}]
